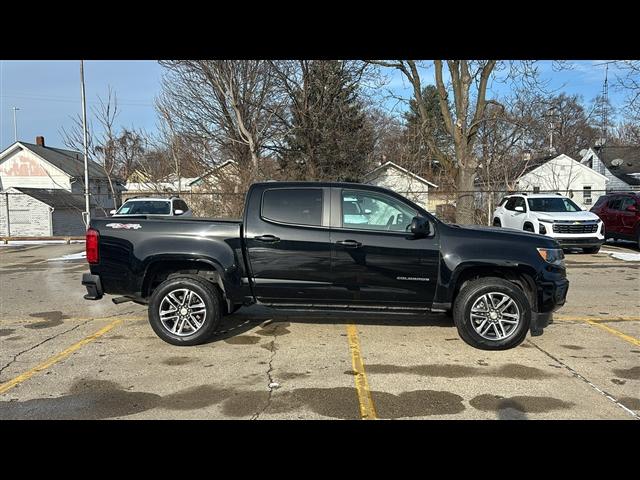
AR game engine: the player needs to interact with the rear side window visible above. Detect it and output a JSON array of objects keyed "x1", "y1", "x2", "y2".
[
  {"x1": 592, "y1": 196, "x2": 608, "y2": 209},
  {"x1": 620, "y1": 197, "x2": 635, "y2": 211},
  {"x1": 498, "y1": 197, "x2": 508, "y2": 207},
  {"x1": 608, "y1": 197, "x2": 622, "y2": 210},
  {"x1": 261, "y1": 189, "x2": 323, "y2": 226}
]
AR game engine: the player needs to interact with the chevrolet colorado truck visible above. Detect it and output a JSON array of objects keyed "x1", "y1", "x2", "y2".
[{"x1": 82, "y1": 182, "x2": 569, "y2": 350}]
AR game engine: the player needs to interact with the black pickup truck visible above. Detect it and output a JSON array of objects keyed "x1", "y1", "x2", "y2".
[{"x1": 82, "y1": 181, "x2": 569, "y2": 350}]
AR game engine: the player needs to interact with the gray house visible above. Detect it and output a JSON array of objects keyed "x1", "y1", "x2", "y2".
[
  {"x1": 0, "y1": 187, "x2": 86, "y2": 236},
  {"x1": 580, "y1": 145, "x2": 640, "y2": 191}
]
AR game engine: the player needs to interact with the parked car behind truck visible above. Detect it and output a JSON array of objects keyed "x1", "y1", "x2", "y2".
[
  {"x1": 82, "y1": 182, "x2": 569, "y2": 350},
  {"x1": 590, "y1": 191, "x2": 640, "y2": 248}
]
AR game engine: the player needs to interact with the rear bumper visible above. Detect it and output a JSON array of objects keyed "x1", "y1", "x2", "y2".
[{"x1": 82, "y1": 273, "x2": 103, "y2": 300}]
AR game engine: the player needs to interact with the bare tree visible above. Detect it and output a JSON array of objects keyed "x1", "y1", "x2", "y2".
[
  {"x1": 157, "y1": 60, "x2": 285, "y2": 189},
  {"x1": 369, "y1": 60, "x2": 501, "y2": 224}
]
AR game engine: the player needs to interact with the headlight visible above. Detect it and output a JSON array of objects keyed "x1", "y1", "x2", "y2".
[
  {"x1": 537, "y1": 248, "x2": 565, "y2": 267},
  {"x1": 539, "y1": 223, "x2": 547, "y2": 234}
]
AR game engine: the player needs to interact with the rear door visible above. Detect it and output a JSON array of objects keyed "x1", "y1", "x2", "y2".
[
  {"x1": 243, "y1": 186, "x2": 336, "y2": 304},
  {"x1": 618, "y1": 197, "x2": 637, "y2": 238},
  {"x1": 329, "y1": 187, "x2": 439, "y2": 307},
  {"x1": 605, "y1": 196, "x2": 623, "y2": 235}
]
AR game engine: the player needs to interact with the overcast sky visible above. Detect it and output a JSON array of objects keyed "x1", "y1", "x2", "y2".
[{"x1": 0, "y1": 60, "x2": 630, "y2": 151}]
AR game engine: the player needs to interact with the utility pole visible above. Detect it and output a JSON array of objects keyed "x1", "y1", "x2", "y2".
[
  {"x1": 12, "y1": 107, "x2": 20, "y2": 142},
  {"x1": 80, "y1": 60, "x2": 91, "y2": 227}
]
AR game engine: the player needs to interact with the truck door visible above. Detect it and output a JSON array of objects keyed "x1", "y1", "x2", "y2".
[
  {"x1": 243, "y1": 186, "x2": 336, "y2": 304},
  {"x1": 329, "y1": 187, "x2": 439, "y2": 307}
]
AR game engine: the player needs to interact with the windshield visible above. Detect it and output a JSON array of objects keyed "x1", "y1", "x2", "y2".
[
  {"x1": 527, "y1": 197, "x2": 581, "y2": 213},
  {"x1": 117, "y1": 201, "x2": 171, "y2": 215}
]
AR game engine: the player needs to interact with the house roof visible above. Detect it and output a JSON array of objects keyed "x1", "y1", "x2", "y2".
[
  {"x1": 188, "y1": 160, "x2": 237, "y2": 187},
  {"x1": 1, "y1": 142, "x2": 113, "y2": 181},
  {"x1": 519, "y1": 153, "x2": 608, "y2": 182},
  {"x1": 363, "y1": 161, "x2": 438, "y2": 188},
  {"x1": 10, "y1": 187, "x2": 86, "y2": 209},
  {"x1": 592, "y1": 145, "x2": 640, "y2": 186}
]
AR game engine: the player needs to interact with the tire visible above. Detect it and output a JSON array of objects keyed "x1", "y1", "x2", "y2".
[
  {"x1": 583, "y1": 246, "x2": 600, "y2": 254},
  {"x1": 452, "y1": 277, "x2": 531, "y2": 350},
  {"x1": 148, "y1": 275, "x2": 222, "y2": 346},
  {"x1": 493, "y1": 218, "x2": 501, "y2": 227}
]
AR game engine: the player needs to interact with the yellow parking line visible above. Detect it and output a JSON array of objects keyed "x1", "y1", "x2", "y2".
[
  {"x1": 556, "y1": 316, "x2": 640, "y2": 322},
  {"x1": 346, "y1": 324, "x2": 378, "y2": 420},
  {"x1": 583, "y1": 319, "x2": 640, "y2": 348},
  {"x1": 0, "y1": 318, "x2": 125, "y2": 395}
]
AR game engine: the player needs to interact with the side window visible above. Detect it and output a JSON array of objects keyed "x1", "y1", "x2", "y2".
[
  {"x1": 514, "y1": 197, "x2": 526, "y2": 211},
  {"x1": 262, "y1": 189, "x2": 323, "y2": 226},
  {"x1": 341, "y1": 190, "x2": 417, "y2": 232},
  {"x1": 497, "y1": 197, "x2": 508, "y2": 207},
  {"x1": 620, "y1": 198, "x2": 635, "y2": 211},
  {"x1": 176, "y1": 200, "x2": 189, "y2": 211},
  {"x1": 608, "y1": 197, "x2": 622, "y2": 210}
]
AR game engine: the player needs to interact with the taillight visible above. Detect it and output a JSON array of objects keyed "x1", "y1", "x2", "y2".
[{"x1": 86, "y1": 228, "x2": 99, "y2": 264}]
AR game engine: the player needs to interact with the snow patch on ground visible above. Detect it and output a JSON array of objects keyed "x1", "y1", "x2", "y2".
[
  {"x1": 0, "y1": 240, "x2": 84, "y2": 246},
  {"x1": 601, "y1": 249, "x2": 640, "y2": 262},
  {"x1": 47, "y1": 251, "x2": 86, "y2": 261}
]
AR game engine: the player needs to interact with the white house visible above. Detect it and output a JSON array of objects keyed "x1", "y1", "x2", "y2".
[
  {"x1": 363, "y1": 161, "x2": 438, "y2": 211},
  {"x1": 580, "y1": 145, "x2": 640, "y2": 192},
  {"x1": 515, "y1": 153, "x2": 608, "y2": 210},
  {"x1": 0, "y1": 136, "x2": 125, "y2": 214}
]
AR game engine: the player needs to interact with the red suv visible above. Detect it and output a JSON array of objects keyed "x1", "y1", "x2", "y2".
[{"x1": 590, "y1": 192, "x2": 640, "y2": 248}]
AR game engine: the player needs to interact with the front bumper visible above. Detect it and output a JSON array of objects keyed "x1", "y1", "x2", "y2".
[
  {"x1": 82, "y1": 273, "x2": 103, "y2": 300},
  {"x1": 555, "y1": 237, "x2": 604, "y2": 249},
  {"x1": 531, "y1": 275, "x2": 569, "y2": 336}
]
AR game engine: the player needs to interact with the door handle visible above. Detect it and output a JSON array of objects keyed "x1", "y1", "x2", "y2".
[
  {"x1": 336, "y1": 239, "x2": 362, "y2": 248},
  {"x1": 254, "y1": 234, "x2": 280, "y2": 243}
]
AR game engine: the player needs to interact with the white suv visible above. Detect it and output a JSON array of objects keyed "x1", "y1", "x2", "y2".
[
  {"x1": 110, "y1": 197, "x2": 193, "y2": 217},
  {"x1": 492, "y1": 193, "x2": 604, "y2": 253}
]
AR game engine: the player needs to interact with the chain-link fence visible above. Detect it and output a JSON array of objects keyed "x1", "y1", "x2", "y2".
[{"x1": 1, "y1": 187, "x2": 638, "y2": 237}]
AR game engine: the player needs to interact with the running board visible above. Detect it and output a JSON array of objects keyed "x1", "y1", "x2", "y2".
[{"x1": 259, "y1": 302, "x2": 432, "y2": 314}]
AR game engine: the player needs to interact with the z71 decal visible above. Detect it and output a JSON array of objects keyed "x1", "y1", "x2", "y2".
[{"x1": 105, "y1": 223, "x2": 142, "y2": 230}]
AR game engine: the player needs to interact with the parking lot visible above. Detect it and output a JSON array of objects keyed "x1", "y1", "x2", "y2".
[{"x1": 0, "y1": 241, "x2": 638, "y2": 420}]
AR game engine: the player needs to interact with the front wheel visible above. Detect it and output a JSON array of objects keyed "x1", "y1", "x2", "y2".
[
  {"x1": 453, "y1": 277, "x2": 531, "y2": 350},
  {"x1": 148, "y1": 275, "x2": 221, "y2": 346}
]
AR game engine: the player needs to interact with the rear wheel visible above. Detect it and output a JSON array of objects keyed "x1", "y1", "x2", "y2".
[
  {"x1": 453, "y1": 277, "x2": 531, "y2": 350},
  {"x1": 148, "y1": 275, "x2": 221, "y2": 346}
]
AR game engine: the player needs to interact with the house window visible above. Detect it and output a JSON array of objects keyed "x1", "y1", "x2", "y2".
[
  {"x1": 10, "y1": 210, "x2": 31, "y2": 224},
  {"x1": 533, "y1": 186, "x2": 540, "y2": 193},
  {"x1": 583, "y1": 186, "x2": 592, "y2": 205}
]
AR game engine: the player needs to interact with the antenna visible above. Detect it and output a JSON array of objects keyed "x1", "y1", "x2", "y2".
[{"x1": 602, "y1": 63, "x2": 609, "y2": 141}]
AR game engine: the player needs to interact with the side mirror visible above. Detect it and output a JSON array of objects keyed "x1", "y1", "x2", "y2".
[
  {"x1": 109, "y1": 209, "x2": 117, "y2": 215},
  {"x1": 410, "y1": 216, "x2": 430, "y2": 237},
  {"x1": 515, "y1": 206, "x2": 525, "y2": 212},
  {"x1": 627, "y1": 204, "x2": 638, "y2": 212},
  {"x1": 174, "y1": 209, "x2": 184, "y2": 216},
  {"x1": 364, "y1": 208, "x2": 372, "y2": 215}
]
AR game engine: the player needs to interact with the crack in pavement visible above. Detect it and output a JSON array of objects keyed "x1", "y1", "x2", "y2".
[
  {"x1": 251, "y1": 321, "x2": 280, "y2": 420},
  {"x1": 526, "y1": 339, "x2": 640, "y2": 420},
  {"x1": 0, "y1": 319, "x2": 94, "y2": 382}
]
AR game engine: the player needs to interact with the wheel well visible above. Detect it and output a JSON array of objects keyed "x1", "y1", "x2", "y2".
[
  {"x1": 493, "y1": 218, "x2": 501, "y2": 225},
  {"x1": 523, "y1": 222, "x2": 535, "y2": 231},
  {"x1": 452, "y1": 267, "x2": 536, "y2": 310},
  {"x1": 142, "y1": 261, "x2": 231, "y2": 312}
]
